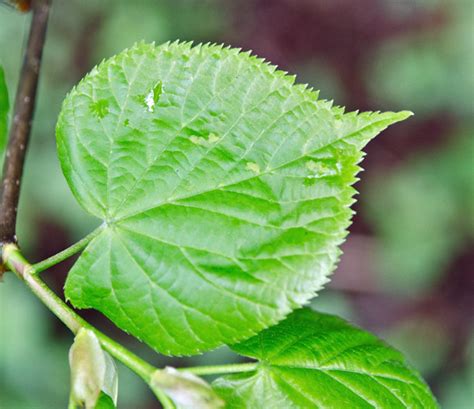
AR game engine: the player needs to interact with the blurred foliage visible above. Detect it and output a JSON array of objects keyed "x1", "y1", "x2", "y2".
[
  {"x1": 362, "y1": 0, "x2": 473, "y2": 394},
  {"x1": 365, "y1": 131, "x2": 474, "y2": 293},
  {"x1": 383, "y1": 317, "x2": 450, "y2": 376},
  {"x1": 294, "y1": 59, "x2": 346, "y2": 105},
  {"x1": 0, "y1": 66, "x2": 9, "y2": 167},
  {"x1": 369, "y1": 0, "x2": 474, "y2": 118},
  {"x1": 310, "y1": 291, "x2": 355, "y2": 322},
  {"x1": 440, "y1": 335, "x2": 474, "y2": 409},
  {"x1": 0, "y1": 275, "x2": 69, "y2": 408},
  {"x1": 95, "y1": 0, "x2": 224, "y2": 60}
]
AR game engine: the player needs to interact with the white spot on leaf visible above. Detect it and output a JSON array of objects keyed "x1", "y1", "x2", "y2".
[
  {"x1": 144, "y1": 81, "x2": 163, "y2": 113},
  {"x1": 145, "y1": 91, "x2": 155, "y2": 112}
]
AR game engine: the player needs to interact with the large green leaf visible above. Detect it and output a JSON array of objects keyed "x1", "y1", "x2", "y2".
[
  {"x1": 57, "y1": 41, "x2": 410, "y2": 355},
  {"x1": 0, "y1": 65, "x2": 9, "y2": 167},
  {"x1": 213, "y1": 309, "x2": 438, "y2": 408}
]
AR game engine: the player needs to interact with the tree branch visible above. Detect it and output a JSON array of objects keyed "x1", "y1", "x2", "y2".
[
  {"x1": 0, "y1": 0, "x2": 51, "y2": 244},
  {"x1": 2, "y1": 242, "x2": 157, "y2": 383},
  {"x1": 1, "y1": 243, "x2": 216, "y2": 408}
]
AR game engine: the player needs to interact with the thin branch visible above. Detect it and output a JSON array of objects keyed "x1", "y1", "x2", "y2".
[
  {"x1": 0, "y1": 0, "x2": 51, "y2": 244},
  {"x1": 3, "y1": 243, "x2": 182, "y2": 409},
  {"x1": 2, "y1": 242, "x2": 157, "y2": 383},
  {"x1": 2, "y1": 243, "x2": 252, "y2": 408}
]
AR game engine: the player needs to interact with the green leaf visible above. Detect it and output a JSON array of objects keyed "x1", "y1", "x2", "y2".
[
  {"x1": 57, "y1": 41, "x2": 411, "y2": 355},
  {"x1": 95, "y1": 392, "x2": 116, "y2": 409},
  {"x1": 150, "y1": 366, "x2": 224, "y2": 409},
  {"x1": 68, "y1": 329, "x2": 118, "y2": 409},
  {"x1": 213, "y1": 308, "x2": 438, "y2": 408},
  {"x1": 0, "y1": 65, "x2": 9, "y2": 167}
]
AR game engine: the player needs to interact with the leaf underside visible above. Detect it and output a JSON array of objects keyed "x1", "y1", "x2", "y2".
[
  {"x1": 57, "y1": 41, "x2": 411, "y2": 355},
  {"x1": 213, "y1": 308, "x2": 439, "y2": 409}
]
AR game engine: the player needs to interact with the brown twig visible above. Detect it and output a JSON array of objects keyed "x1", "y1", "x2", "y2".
[{"x1": 0, "y1": 0, "x2": 51, "y2": 245}]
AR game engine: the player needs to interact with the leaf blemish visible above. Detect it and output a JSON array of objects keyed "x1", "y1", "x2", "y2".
[
  {"x1": 207, "y1": 133, "x2": 220, "y2": 143},
  {"x1": 89, "y1": 99, "x2": 109, "y2": 119},
  {"x1": 246, "y1": 162, "x2": 260, "y2": 174},
  {"x1": 190, "y1": 133, "x2": 220, "y2": 146},
  {"x1": 144, "y1": 81, "x2": 163, "y2": 113},
  {"x1": 190, "y1": 135, "x2": 205, "y2": 146},
  {"x1": 145, "y1": 91, "x2": 155, "y2": 112},
  {"x1": 306, "y1": 160, "x2": 335, "y2": 178}
]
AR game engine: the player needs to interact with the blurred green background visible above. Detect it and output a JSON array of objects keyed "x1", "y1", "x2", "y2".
[{"x1": 0, "y1": 0, "x2": 473, "y2": 407}]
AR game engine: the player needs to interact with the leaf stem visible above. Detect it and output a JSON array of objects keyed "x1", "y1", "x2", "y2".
[
  {"x1": 179, "y1": 362, "x2": 258, "y2": 376},
  {"x1": 2, "y1": 243, "x2": 156, "y2": 383},
  {"x1": 2, "y1": 243, "x2": 254, "y2": 407},
  {"x1": 32, "y1": 225, "x2": 103, "y2": 273}
]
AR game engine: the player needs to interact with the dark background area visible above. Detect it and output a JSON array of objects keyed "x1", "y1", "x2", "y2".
[{"x1": 0, "y1": 0, "x2": 473, "y2": 407}]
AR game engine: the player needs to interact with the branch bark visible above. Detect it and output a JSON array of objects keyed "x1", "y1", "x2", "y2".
[{"x1": 0, "y1": 0, "x2": 51, "y2": 244}]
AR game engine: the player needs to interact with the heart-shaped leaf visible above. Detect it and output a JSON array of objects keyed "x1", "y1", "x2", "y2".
[
  {"x1": 57, "y1": 41, "x2": 411, "y2": 355},
  {"x1": 213, "y1": 308, "x2": 438, "y2": 408}
]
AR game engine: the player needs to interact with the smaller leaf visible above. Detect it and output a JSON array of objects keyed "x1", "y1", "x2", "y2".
[
  {"x1": 0, "y1": 66, "x2": 9, "y2": 167},
  {"x1": 151, "y1": 366, "x2": 225, "y2": 409},
  {"x1": 214, "y1": 308, "x2": 439, "y2": 408},
  {"x1": 69, "y1": 329, "x2": 118, "y2": 409}
]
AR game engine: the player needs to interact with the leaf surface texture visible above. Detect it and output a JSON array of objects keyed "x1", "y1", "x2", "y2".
[
  {"x1": 214, "y1": 309, "x2": 439, "y2": 408},
  {"x1": 57, "y1": 42, "x2": 410, "y2": 354}
]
